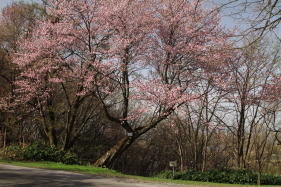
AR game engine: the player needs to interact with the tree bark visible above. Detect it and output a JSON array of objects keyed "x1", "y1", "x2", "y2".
[
  {"x1": 237, "y1": 104, "x2": 246, "y2": 168},
  {"x1": 94, "y1": 111, "x2": 172, "y2": 168},
  {"x1": 47, "y1": 127, "x2": 57, "y2": 146},
  {"x1": 94, "y1": 136, "x2": 136, "y2": 168},
  {"x1": 3, "y1": 127, "x2": 6, "y2": 148}
]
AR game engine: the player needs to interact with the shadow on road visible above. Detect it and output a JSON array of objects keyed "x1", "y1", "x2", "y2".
[{"x1": 0, "y1": 167, "x2": 101, "y2": 187}]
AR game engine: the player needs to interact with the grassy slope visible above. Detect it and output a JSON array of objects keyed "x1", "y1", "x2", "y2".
[{"x1": 0, "y1": 160, "x2": 280, "y2": 187}]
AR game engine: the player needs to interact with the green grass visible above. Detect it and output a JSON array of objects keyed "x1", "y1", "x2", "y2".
[{"x1": 0, "y1": 160, "x2": 280, "y2": 187}]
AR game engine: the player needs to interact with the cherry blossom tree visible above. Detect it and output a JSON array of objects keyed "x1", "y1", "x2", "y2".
[
  {"x1": 13, "y1": 0, "x2": 233, "y2": 167},
  {"x1": 0, "y1": 2, "x2": 44, "y2": 109},
  {"x1": 13, "y1": 0, "x2": 107, "y2": 149},
  {"x1": 0, "y1": 2, "x2": 45, "y2": 147}
]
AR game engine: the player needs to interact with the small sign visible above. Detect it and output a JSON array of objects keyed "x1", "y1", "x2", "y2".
[
  {"x1": 169, "y1": 161, "x2": 177, "y2": 177},
  {"x1": 169, "y1": 161, "x2": 177, "y2": 167},
  {"x1": 127, "y1": 132, "x2": 133, "y2": 137}
]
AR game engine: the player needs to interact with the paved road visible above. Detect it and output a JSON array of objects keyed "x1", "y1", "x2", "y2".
[{"x1": 0, "y1": 164, "x2": 194, "y2": 187}]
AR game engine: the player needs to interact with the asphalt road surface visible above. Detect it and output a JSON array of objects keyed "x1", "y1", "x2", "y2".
[{"x1": 0, "y1": 164, "x2": 196, "y2": 187}]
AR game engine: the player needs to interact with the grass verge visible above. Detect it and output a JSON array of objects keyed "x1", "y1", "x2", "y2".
[{"x1": 0, "y1": 160, "x2": 280, "y2": 187}]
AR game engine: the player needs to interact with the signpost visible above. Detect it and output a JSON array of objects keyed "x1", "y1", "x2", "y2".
[{"x1": 169, "y1": 161, "x2": 177, "y2": 178}]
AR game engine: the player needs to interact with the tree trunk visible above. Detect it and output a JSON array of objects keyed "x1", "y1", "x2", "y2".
[
  {"x1": 257, "y1": 171, "x2": 261, "y2": 186},
  {"x1": 94, "y1": 136, "x2": 136, "y2": 168},
  {"x1": 202, "y1": 129, "x2": 208, "y2": 172},
  {"x1": 63, "y1": 136, "x2": 74, "y2": 151},
  {"x1": 63, "y1": 133, "x2": 79, "y2": 151},
  {"x1": 94, "y1": 113, "x2": 171, "y2": 168},
  {"x1": 3, "y1": 127, "x2": 6, "y2": 148},
  {"x1": 237, "y1": 105, "x2": 245, "y2": 168},
  {"x1": 177, "y1": 139, "x2": 184, "y2": 172},
  {"x1": 47, "y1": 127, "x2": 57, "y2": 146}
]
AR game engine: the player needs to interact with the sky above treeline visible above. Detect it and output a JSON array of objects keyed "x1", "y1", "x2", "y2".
[
  {"x1": 0, "y1": 0, "x2": 40, "y2": 10},
  {"x1": 0, "y1": 0, "x2": 239, "y2": 29}
]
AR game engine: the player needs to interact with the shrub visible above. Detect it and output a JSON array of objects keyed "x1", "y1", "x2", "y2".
[
  {"x1": 261, "y1": 173, "x2": 281, "y2": 185},
  {"x1": 61, "y1": 152, "x2": 79, "y2": 165},
  {"x1": 157, "y1": 168, "x2": 281, "y2": 185},
  {"x1": 3, "y1": 142, "x2": 79, "y2": 165},
  {"x1": 23, "y1": 142, "x2": 45, "y2": 161},
  {"x1": 3, "y1": 145, "x2": 24, "y2": 160},
  {"x1": 155, "y1": 170, "x2": 175, "y2": 179}
]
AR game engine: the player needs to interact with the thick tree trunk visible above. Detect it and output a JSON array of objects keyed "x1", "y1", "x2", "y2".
[
  {"x1": 63, "y1": 136, "x2": 73, "y2": 151},
  {"x1": 94, "y1": 136, "x2": 136, "y2": 168},
  {"x1": 178, "y1": 144, "x2": 184, "y2": 172},
  {"x1": 47, "y1": 127, "x2": 57, "y2": 146},
  {"x1": 63, "y1": 132, "x2": 71, "y2": 151},
  {"x1": 63, "y1": 133, "x2": 79, "y2": 151},
  {"x1": 94, "y1": 112, "x2": 171, "y2": 168}
]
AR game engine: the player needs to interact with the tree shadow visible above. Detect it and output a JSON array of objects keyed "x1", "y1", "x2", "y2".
[{"x1": 0, "y1": 167, "x2": 104, "y2": 187}]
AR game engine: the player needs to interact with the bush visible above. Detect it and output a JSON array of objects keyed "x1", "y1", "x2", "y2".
[
  {"x1": 3, "y1": 145, "x2": 24, "y2": 160},
  {"x1": 155, "y1": 170, "x2": 175, "y2": 179},
  {"x1": 261, "y1": 173, "x2": 281, "y2": 185},
  {"x1": 157, "y1": 168, "x2": 281, "y2": 185},
  {"x1": 3, "y1": 142, "x2": 79, "y2": 165},
  {"x1": 61, "y1": 151, "x2": 79, "y2": 165},
  {"x1": 22, "y1": 142, "x2": 62, "y2": 162}
]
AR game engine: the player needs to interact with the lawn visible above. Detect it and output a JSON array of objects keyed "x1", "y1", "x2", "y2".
[{"x1": 0, "y1": 160, "x2": 280, "y2": 187}]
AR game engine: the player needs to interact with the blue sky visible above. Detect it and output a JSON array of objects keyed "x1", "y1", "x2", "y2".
[
  {"x1": 0, "y1": 0, "x2": 238, "y2": 29},
  {"x1": 0, "y1": 0, "x2": 40, "y2": 10},
  {"x1": 0, "y1": 0, "x2": 242, "y2": 31}
]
